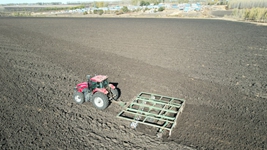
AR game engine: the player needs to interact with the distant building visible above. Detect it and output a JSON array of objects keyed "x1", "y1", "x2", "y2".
[{"x1": 0, "y1": 6, "x2": 5, "y2": 12}]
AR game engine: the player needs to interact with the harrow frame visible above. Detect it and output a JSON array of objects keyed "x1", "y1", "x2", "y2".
[{"x1": 117, "y1": 92, "x2": 185, "y2": 137}]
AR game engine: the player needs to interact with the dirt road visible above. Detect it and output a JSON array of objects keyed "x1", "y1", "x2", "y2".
[{"x1": 0, "y1": 17, "x2": 266, "y2": 149}]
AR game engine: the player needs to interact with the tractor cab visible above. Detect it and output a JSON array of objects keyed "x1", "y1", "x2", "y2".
[{"x1": 87, "y1": 75, "x2": 109, "y2": 91}]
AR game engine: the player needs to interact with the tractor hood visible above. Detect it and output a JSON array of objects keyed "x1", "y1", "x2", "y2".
[{"x1": 76, "y1": 82, "x2": 88, "y2": 92}]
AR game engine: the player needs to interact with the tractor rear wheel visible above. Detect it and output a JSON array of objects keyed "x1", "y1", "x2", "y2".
[
  {"x1": 111, "y1": 88, "x2": 119, "y2": 100},
  {"x1": 92, "y1": 92, "x2": 109, "y2": 110},
  {"x1": 73, "y1": 92, "x2": 84, "y2": 104}
]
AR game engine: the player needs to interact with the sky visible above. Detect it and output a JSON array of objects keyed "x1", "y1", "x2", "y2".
[{"x1": 0, "y1": 0, "x2": 119, "y2": 4}]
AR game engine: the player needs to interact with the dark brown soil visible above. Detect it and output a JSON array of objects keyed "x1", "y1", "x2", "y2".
[{"x1": 0, "y1": 17, "x2": 266, "y2": 150}]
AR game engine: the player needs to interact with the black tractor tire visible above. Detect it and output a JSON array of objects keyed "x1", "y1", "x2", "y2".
[
  {"x1": 111, "y1": 88, "x2": 119, "y2": 100},
  {"x1": 73, "y1": 92, "x2": 85, "y2": 104},
  {"x1": 92, "y1": 92, "x2": 109, "y2": 110}
]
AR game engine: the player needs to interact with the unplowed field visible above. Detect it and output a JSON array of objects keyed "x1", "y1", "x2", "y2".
[{"x1": 0, "y1": 17, "x2": 266, "y2": 150}]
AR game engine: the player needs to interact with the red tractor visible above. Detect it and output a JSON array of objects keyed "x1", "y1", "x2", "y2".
[{"x1": 73, "y1": 75, "x2": 119, "y2": 110}]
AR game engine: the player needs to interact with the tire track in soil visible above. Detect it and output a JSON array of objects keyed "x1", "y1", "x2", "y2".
[{"x1": 0, "y1": 18, "x2": 266, "y2": 150}]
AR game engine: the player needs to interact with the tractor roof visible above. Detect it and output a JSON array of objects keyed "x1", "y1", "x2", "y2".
[{"x1": 90, "y1": 75, "x2": 108, "y2": 82}]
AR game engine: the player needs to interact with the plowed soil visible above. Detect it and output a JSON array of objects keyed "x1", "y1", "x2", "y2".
[{"x1": 0, "y1": 17, "x2": 266, "y2": 150}]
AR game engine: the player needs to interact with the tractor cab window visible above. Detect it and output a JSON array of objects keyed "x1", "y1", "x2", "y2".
[
  {"x1": 102, "y1": 79, "x2": 109, "y2": 88},
  {"x1": 97, "y1": 79, "x2": 108, "y2": 88},
  {"x1": 91, "y1": 81, "x2": 97, "y2": 89}
]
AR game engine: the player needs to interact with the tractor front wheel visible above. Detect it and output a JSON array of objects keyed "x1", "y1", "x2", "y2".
[
  {"x1": 73, "y1": 92, "x2": 85, "y2": 104},
  {"x1": 92, "y1": 92, "x2": 109, "y2": 110}
]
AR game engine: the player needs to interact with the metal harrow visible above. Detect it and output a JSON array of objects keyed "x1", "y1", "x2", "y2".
[{"x1": 117, "y1": 92, "x2": 185, "y2": 137}]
